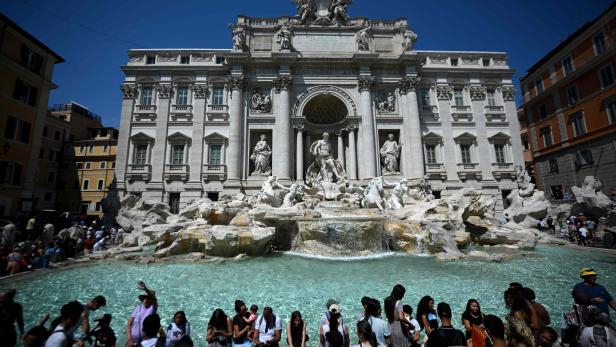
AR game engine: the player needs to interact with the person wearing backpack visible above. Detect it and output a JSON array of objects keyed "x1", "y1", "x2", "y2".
[
  {"x1": 44, "y1": 301, "x2": 84, "y2": 347},
  {"x1": 254, "y1": 307, "x2": 282, "y2": 347},
  {"x1": 579, "y1": 308, "x2": 616, "y2": 347}
]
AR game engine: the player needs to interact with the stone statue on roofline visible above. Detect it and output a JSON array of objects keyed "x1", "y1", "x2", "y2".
[{"x1": 293, "y1": 0, "x2": 316, "y2": 24}]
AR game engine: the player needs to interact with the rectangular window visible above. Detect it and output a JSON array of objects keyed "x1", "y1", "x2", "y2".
[
  {"x1": 97, "y1": 179, "x2": 104, "y2": 190},
  {"x1": 494, "y1": 144, "x2": 506, "y2": 163},
  {"x1": 20, "y1": 44, "x2": 43, "y2": 74},
  {"x1": 551, "y1": 185, "x2": 564, "y2": 199},
  {"x1": 177, "y1": 86, "x2": 189, "y2": 105},
  {"x1": 170, "y1": 144, "x2": 185, "y2": 165},
  {"x1": 486, "y1": 89, "x2": 497, "y2": 106},
  {"x1": 180, "y1": 55, "x2": 190, "y2": 64},
  {"x1": 82, "y1": 179, "x2": 89, "y2": 190},
  {"x1": 0, "y1": 162, "x2": 23, "y2": 185},
  {"x1": 146, "y1": 55, "x2": 156, "y2": 64},
  {"x1": 215, "y1": 56, "x2": 225, "y2": 64},
  {"x1": 579, "y1": 150, "x2": 593, "y2": 165},
  {"x1": 100, "y1": 129, "x2": 108, "y2": 137},
  {"x1": 607, "y1": 101, "x2": 616, "y2": 124},
  {"x1": 454, "y1": 88, "x2": 464, "y2": 106},
  {"x1": 88, "y1": 145, "x2": 94, "y2": 152},
  {"x1": 4, "y1": 116, "x2": 17, "y2": 139},
  {"x1": 593, "y1": 32, "x2": 606, "y2": 55},
  {"x1": 54, "y1": 130, "x2": 61, "y2": 140},
  {"x1": 5, "y1": 117, "x2": 32, "y2": 143},
  {"x1": 103, "y1": 144, "x2": 108, "y2": 152},
  {"x1": 420, "y1": 88, "x2": 430, "y2": 107},
  {"x1": 451, "y1": 58, "x2": 458, "y2": 66},
  {"x1": 80, "y1": 145, "x2": 85, "y2": 153},
  {"x1": 539, "y1": 103, "x2": 548, "y2": 119},
  {"x1": 567, "y1": 86, "x2": 579, "y2": 105},
  {"x1": 541, "y1": 127, "x2": 553, "y2": 147},
  {"x1": 548, "y1": 159, "x2": 559, "y2": 173},
  {"x1": 599, "y1": 65, "x2": 614, "y2": 88},
  {"x1": 141, "y1": 87, "x2": 153, "y2": 105},
  {"x1": 43, "y1": 126, "x2": 48, "y2": 137},
  {"x1": 482, "y1": 58, "x2": 490, "y2": 67},
  {"x1": 85, "y1": 162, "x2": 92, "y2": 169},
  {"x1": 209, "y1": 144, "x2": 222, "y2": 166},
  {"x1": 571, "y1": 113, "x2": 586, "y2": 136},
  {"x1": 112, "y1": 161, "x2": 116, "y2": 168},
  {"x1": 13, "y1": 79, "x2": 38, "y2": 107},
  {"x1": 212, "y1": 87, "x2": 224, "y2": 105},
  {"x1": 47, "y1": 171, "x2": 55, "y2": 184},
  {"x1": 100, "y1": 161, "x2": 106, "y2": 169},
  {"x1": 562, "y1": 56, "x2": 573, "y2": 75},
  {"x1": 48, "y1": 150, "x2": 54, "y2": 161},
  {"x1": 535, "y1": 79, "x2": 544, "y2": 94},
  {"x1": 76, "y1": 162, "x2": 83, "y2": 169},
  {"x1": 425, "y1": 145, "x2": 437, "y2": 164},
  {"x1": 19, "y1": 121, "x2": 31, "y2": 143},
  {"x1": 460, "y1": 144, "x2": 472, "y2": 163},
  {"x1": 133, "y1": 144, "x2": 148, "y2": 165},
  {"x1": 95, "y1": 202, "x2": 102, "y2": 211}
]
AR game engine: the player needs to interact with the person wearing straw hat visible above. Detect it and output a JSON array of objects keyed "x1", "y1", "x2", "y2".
[{"x1": 574, "y1": 268, "x2": 616, "y2": 316}]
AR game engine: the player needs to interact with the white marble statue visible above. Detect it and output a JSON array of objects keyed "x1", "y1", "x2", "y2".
[
  {"x1": 330, "y1": 0, "x2": 351, "y2": 22},
  {"x1": 515, "y1": 165, "x2": 535, "y2": 197},
  {"x1": 293, "y1": 0, "x2": 316, "y2": 23},
  {"x1": 277, "y1": 24, "x2": 292, "y2": 51},
  {"x1": 380, "y1": 134, "x2": 401, "y2": 175},
  {"x1": 377, "y1": 92, "x2": 396, "y2": 112},
  {"x1": 361, "y1": 176, "x2": 386, "y2": 210},
  {"x1": 282, "y1": 184, "x2": 302, "y2": 207},
  {"x1": 385, "y1": 178, "x2": 411, "y2": 210},
  {"x1": 231, "y1": 25, "x2": 246, "y2": 51},
  {"x1": 309, "y1": 133, "x2": 342, "y2": 182},
  {"x1": 255, "y1": 175, "x2": 289, "y2": 207},
  {"x1": 250, "y1": 134, "x2": 272, "y2": 175},
  {"x1": 251, "y1": 88, "x2": 272, "y2": 113},
  {"x1": 402, "y1": 27, "x2": 418, "y2": 52},
  {"x1": 356, "y1": 26, "x2": 371, "y2": 51}
]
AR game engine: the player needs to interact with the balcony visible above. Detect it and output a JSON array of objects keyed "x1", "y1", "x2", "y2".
[
  {"x1": 126, "y1": 164, "x2": 152, "y2": 182},
  {"x1": 484, "y1": 105, "x2": 504, "y2": 113},
  {"x1": 202, "y1": 164, "x2": 227, "y2": 181},
  {"x1": 492, "y1": 162, "x2": 515, "y2": 179},
  {"x1": 170, "y1": 104, "x2": 193, "y2": 114},
  {"x1": 425, "y1": 163, "x2": 446, "y2": 180},
  {"x1": 451, "y1": 105, "x2": 473, "y2": 122},
  {"x1": 421, "y1": 105, "x2": 440, "y2": 121},
  {"x1": 457, "y1": 162, "x2": 482, "y2": 180},
  {"x1": 207, "y1": 104, "x2": 229, "y2": 122},
  {"x1": 164, "y1": 164, "x2": 190, "y2": 181},
  {"x1": 134, "y1": 104, "x2": 156, "y2": 114},
  {"x1": 485, "y1": 105, "x2": 507, "y2": 124},
  {"x1": 169, "y1": 114, "x2": 193, "y2": 123}
]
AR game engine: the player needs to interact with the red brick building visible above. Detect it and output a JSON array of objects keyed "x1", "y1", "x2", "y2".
[{"x1": 519, "y1": 3, "x2": 616, "y2": 201}]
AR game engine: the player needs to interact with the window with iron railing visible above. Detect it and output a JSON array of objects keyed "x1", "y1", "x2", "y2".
[
  {"x1": 209, "y1": 144, "x2": 222, "y2": 166},
  {"x1": 170, "y1": 144, "x2": 185, "y2": 165},
  {"x1": 454, "y1": 89, "x2": 464, "y2": 106},
  {"x1": 425, "y1": 145, "x2": 437, "y2": 164},
  {"x1": 212, "y1": 87, "x2": 224, "y2": 105},
  {"x1": 486, "y1": 89, "x2": 497, "y2": 106},
  {"x1": 494, "y1": 144, "x2": 506, "y2": 163},
  {"x1": 460, "y1": 144, "x2": 472, "y2": 164},
  {"x1": 133, "y1": 144, "x2": 148, "y2": 165},
  {"x1": 176, "y1": 87, "x2": 189, "y2": 105},
  {"x1": 141, "y1": 87, "x2": 153, "y2": 105}
]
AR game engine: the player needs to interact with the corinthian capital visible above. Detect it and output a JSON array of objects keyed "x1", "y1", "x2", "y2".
[
  {"x1": 156, "y1": 84, "x2": 174, "y2": 99},
  {"x1": 226, "y1": 77, "x2": 246, "y2": 92},
  {"x1": 357, "y1": 76, "x2": 375, "y2": 92},
  {"x1": 193, "y1": 84, "x2": 210, "y2": 99},
  {"x1": 398, "y1": 77, "x2": 421, "y2": 94},
  {"x1": 274, "y1": 76, "x2": 293, "y2": 92},
  {"x1": 469, "y1": 86, "x2": 486, "y2": 101},
  {"x1": 501, "y1": 86, "x2": 515, "y2": 101},
  {"x1": 436, "y1": 85, "x2": 453, "y2": 100},
  {"x1": 120, "y1": 84, "x2": 137, "y2": 99}
]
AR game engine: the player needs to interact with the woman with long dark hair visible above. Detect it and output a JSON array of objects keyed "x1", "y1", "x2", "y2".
[
  {"x1": 461, "y1": 299, "x2": 486, "y2": 347},
  {"x1": 254, "y1": 307, "x2": 282, "y2": 347},
  {"x1": 165, "y1": 311, "x2": 191, "y2": 347},
  {"x1": 416, "y1": 296, "x2": 437, "y2": 337},
  {"x1": 321, "y1": 312, "x2": 345, "y2": 347},
  {"x1": 232, "y1": 300, "x2": 252, "y2": 347},
  {"x1": 286, "y1": 311, "x2": 307, "y2": 347},
  {"x1": 505, "y1": 291, "x2": 536, "y2": 347},
  {"x1": 384, "y1": 284, "x2": 408, "y2": 347},
  {"x1": 354, "y1": 320, "x2": 378, "y2": 347},
  {"x1": 206, "y1": 309, "x2": 233, "y2": 347}
]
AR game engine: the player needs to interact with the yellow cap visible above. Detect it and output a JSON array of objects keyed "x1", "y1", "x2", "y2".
[{"x1": 580, "y1": 268, "x2": 598, "y2": 277}]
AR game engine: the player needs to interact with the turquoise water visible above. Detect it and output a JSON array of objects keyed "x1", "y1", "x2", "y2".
[{"x1": 1, "y1": 246, "x2": 615, "y2": 346}]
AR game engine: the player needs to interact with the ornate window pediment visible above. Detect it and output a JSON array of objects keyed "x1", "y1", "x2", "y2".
[
  {"x1": 130, "y1": 132, "x2": 154, "y2": 142},
  {"x1": 488, "y1": 132, "x2": 511, "y2": 143},
  {"x1": 167, "y1": 132, "x2": 191, "y2": 143},
  {"x1": 454, "y1": 132, "x2": 478, "y2": 143},
  {"x1": 204, "y1": 132, "x2": 228, "y2": 144},
  {"x1": 422, "y1": 132, "x2": 443, "y2": 143}
]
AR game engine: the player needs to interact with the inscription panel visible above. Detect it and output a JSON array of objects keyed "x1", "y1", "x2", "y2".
[
  {"x1": 373, "y1": 37, "x2": 393, "y2": 52},
  {"x1": 252, "y1": 36, "x2": 273, "y2": 51},
  {"x1": 293, "y1": 33, "x2": 356, "y2": 52}
]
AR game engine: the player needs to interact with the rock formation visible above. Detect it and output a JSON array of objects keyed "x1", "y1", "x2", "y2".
[
  {"x1": 503, "y1": 166, "x2": 550, "y2": 228},
  {"x1": 571, "y1": 176, "x2": 613, "y2": 219}
]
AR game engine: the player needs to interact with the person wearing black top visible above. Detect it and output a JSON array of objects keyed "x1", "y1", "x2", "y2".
[
  {"x1": 427, "y1": 303, "x2": 466, "y2": 347},
  {"x1": 461, "y1": 299, "x2": 485, "y2": 341},
  {"x1": 232, "y1": 300, "x2": 252, "y2": 347}
]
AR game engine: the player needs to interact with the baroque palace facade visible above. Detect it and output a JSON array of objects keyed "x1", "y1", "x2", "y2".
[{"x1": 115, "y1": 1, "x2": 524, "y2": 213}]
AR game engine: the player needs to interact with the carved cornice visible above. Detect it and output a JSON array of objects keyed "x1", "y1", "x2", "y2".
[
  {"x1": 436, "y1": 85, "x2": 453, "y2": 100},
  {"x1": 273, "y1": 76, "x2": 293, "y2": 92},
  {"x1": 120, "y1": 84, "x2": 137, "y2": 99},
  {"x1": 226, "y1": 77, "x2": 246, "y2": 92},
  {"x1": 193, "y1": 84, "x2": 210, "y2": 99},
  {"x1": 501, "y1": 86, "x2": 515, "y2": 101},
  {"x1": 469, "y1": 86, "x2": 486, "y2": 101},
  {"x1": 357, "y1": 76, "x2": 375, "y2": 92},
  {"x1": 156, "y1": 84, "x2": 173, "y2": 99},
  {"x1": 398, "y1": 77, "x2": 421, "y2": 94}
]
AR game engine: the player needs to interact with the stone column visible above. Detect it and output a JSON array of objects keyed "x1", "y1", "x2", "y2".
[
  {"x1": 347, "y1": 126, "x2": 358, "y2": 180},
  {"x1": 400, "y1": 76, "x2": 425, "y2": 179},
  {"x1": 470, "y1": 86, "x2": 494, "y2": 181},
  {"x1": 225, "y1": 77, "x2": 245, "y2": 185},
  {"x1": 296, "y1": 127, "x2": 304, "y2": 182},
  {"x1": 337, "y1": 131, "x2": 345, "y2": 170},
  {"x1": 436, "y1": 84, "x2": 459, "y2": 181},
  {"x1": 149, "y1": 84, "x2": 173, "y2": 201},
  {"x1": 273, "y1": 76, "x2": 293, "y2": 181},
  {"x1": 187, "y1": 84, "x2": 209, "y2": 192},
  {"x1": 502, "y1": 86, "x2": 525, "y2": 166},
  {"x1": 358, "y1": 76, "x2": 377, "y2": 179},
  {"x1": 115, "y1": 84, "x2": 137, "y2": 196}
]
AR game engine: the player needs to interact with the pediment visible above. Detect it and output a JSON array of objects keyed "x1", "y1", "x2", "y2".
[
  {"x1": 204, "y1": 132, "x2": 228, "y2": 143},
  {"x1": 454, "y1": 132, "x2": 477, "y2": 141},
  {"x1": 167, "y1": 132, "x2": 192, "y2": 143},
  {"x1": 488, "y1": 132, "x2": 511, "y2": 141},
  {"x1": 130, "y1": 132, "x2": 154, "y2": 142}
]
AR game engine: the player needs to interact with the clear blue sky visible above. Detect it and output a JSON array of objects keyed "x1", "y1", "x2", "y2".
[{"x1": 1, "y1": 0, "x2": 612, "y2": 127}]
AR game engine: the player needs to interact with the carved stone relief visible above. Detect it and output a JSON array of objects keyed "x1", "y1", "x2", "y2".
[
  {"x1": 120, "y1": 84, "x2": 137, "y2": 99},
  {"x1": 156, "y1": 84, "x2": 173, "y2": 99},
  {"x1": 436, "y1": 85, "x2": 453, "y2": 100},
  {"x1": 251, "y1": 88, "x2": 273, "y2": 113},
  {"x1": 469, "y1": 86, "x2": 486, "y2": 101}
]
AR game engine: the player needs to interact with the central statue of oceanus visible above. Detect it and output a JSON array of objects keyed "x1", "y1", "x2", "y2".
[{"x1": 305, "y1": 133, "x2": 348, "y2": 199}]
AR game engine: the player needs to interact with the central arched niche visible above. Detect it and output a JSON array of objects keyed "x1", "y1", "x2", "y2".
[{"x1": 302, "y1": 94, "x2": 348, "y2": 124}]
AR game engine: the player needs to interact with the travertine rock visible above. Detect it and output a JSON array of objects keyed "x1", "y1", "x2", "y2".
[{"x1": 571, "y1": 176, "x2": 613, "y2": 219}]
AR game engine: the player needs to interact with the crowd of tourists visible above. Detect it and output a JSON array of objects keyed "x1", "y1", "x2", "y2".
[
  {"x1": 1, "y1": 268, "x2": 615, "y2": 347},
  {"x1": 530, "y1": 214, "x2": 599, "y2": 247},
  {"x1": 1, "y1": 217, "x2": 124, "y2": 277}
]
